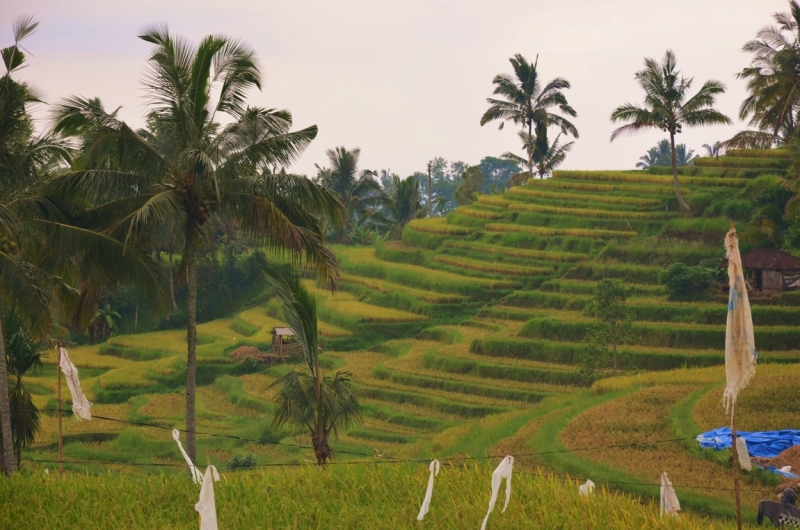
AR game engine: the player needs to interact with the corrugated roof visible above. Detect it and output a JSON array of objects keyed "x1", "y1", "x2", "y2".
[
  {"x1": 741, "y1": 248, "x2": 800, "y2": 271},
  {"x1": 271, "y1": 327, "x2": 295, "y2": 336}
]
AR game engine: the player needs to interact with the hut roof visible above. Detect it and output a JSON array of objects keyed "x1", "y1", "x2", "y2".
[
  {"x1": 741, "y1": 248, "x2": 800, "y2": 271},
  {"x1": 271, "y1": 327, "x2": 295, "y2": 336}
]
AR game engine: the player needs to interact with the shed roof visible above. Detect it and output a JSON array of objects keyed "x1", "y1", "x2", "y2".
[
  {"x1": 271, "y1": 327, "x2": 295, "y2": 336},
  {"x1": 741, "y1": 248, "x2": 800, "y2": 271}
]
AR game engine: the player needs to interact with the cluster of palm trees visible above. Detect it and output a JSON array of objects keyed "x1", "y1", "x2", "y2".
[
  {"x1": 314, "y1": 147, "x2": 424, "y2": 242},
  {"x1": 0, "y1": 19, "x2": 347, "y2": 474},
  {"x1": 636, "y1": 140, "x2": 696, "y2": 170}
]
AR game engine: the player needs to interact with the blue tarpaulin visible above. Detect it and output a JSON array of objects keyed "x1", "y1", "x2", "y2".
[{"x1": 697, "y1": 428, "x2": 800, "y2": 458}]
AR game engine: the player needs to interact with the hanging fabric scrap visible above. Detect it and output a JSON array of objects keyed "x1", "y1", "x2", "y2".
[
  {"x1": 579, "y1": 479, "x2": 595, "y2": 497},
  {"x1": 417, "y1": 459, "x2": 440, "y2": 521},
  {"x1": 173, "y1": 429, "x2": 203, "y2": 485},
  {"x1": 660, "y1": 471, "x2": 680, "y2": 517},
  {"x1": 58, "y1": 347, "x2": 92, "y2": 420},
  {"x1": 723, "y1": 228, "x2": 757, "y2": 412},
  {"x1": 481, "y1": 456, "x2": 513, "y2": 530},
  {"x1": 195, "y1": 465, "x2": 220, "y2": 530}
]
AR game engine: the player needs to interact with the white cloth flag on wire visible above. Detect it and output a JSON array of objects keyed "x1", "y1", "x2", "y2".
[
  {"x1": 723, "y1": 228, "x2": 757, "y2": 412},
  {"x1": 195, "y1": 465, "x2": 220, "y2": 530},
  {"x1": 579, "y1": 479, "x2": 595, "y2": 497},
  {"x1": 736, "y1": 436, "x2": 752, "y2": 472},
  {"x1": 58, "y1": 347, "x2": 92, "y2": 420},
  {"x1": 481, "y1": 456, "x2": 513, "y2": 530},
  {"x1": 660, "y1": 472, "x2": 680, "y2": 517},
  {"x1": 172, "y1": 429, "x2": 203, "y2": 485},
  {"x1": 416, "y1": 459, "x2": 440, "y2": 521}
]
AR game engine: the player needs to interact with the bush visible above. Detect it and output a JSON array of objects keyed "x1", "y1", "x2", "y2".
[
  {"x1": 227, "y1": 453, "x2": 258, "y2": 471},
  {"x1": 659, "y1": 263, "x2": 722, "y2": 301}
]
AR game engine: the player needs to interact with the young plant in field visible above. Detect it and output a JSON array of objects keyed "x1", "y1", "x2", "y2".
[
  {"x1": 5, "y1": 311, "x2": 45, "y2": 471},
  {"x1": 583, "y1": 279, "x2": 633, "y2": 373},
  {"x1": 263, "y1": 263, "x2": 361, "y2": 465},
  {"x1": 610, "y1": 50, "x2": 731, "y2": 214}
]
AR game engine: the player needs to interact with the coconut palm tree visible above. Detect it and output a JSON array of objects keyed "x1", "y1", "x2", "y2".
[
  {"x1": 501, "y1": 130, "x2": 573, "y2": 183},
  {"x1": 703, "y1": 141, "x2": 723, "y2": 160},
  {"x1": 381, "y1": 175, "x2": 423, "y2": 236},
  {"x1": 481, "y1": 54, "x2": 578, "y2": 177},
  {"x1": 314, "y1": 147, "x2": 383, "y2": 242},
  {"x1": 734, "y1": 1, "x2": 800, "y2": 147},
  {"x1": 264, "y1": 263, "x2": 360, "y2": 465},
  {"x1": 50, "y1": 26, "x2": 343, "y2": 463},
  {"x1": 610, "y1": 50, "x2": 731, "y2": 214}
]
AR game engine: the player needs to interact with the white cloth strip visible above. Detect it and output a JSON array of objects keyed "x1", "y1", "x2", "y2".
[
  {"x1": 58, "y1": 347, "x2": 92, "y2": 420},
  {"x1": 723, "y1": 228, "x2": 757, "y2": 412},
  {"x1": 660, "y1": 471, "x2": 680, "y2": 517},
  {"x1": 172, "y1": 429, "x2": 203, "y2": 485},
  {"x1": 736, "y1": 436, "x2": 752, "y2": 471},
  {"x1": 579, "y1": 479, "x2": 595, "y2": 496},
  {"x1": 481, "y1": 455, "x2": 513, "y2": 530},
  {"x1": 195, "y1": 465, "x2": 220, "y2": 530},
  {"x1": 416, "y1": 459, "x2": 440, "y2": 521}
]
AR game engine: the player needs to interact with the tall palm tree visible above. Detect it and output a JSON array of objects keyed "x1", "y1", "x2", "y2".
[
  {"x1": 264, "y1": 263, "x2": 360, "y2": 465},
  {"x1": 610, "y1": 50, "x2": 731, "y2": 214},
  {"x1": 703, "y1": 141, "x2": 723, "y2": 160},
  {"x1": 314, "y1": 147, "x2": 383, "y2": 242},
  {"x1": 481, "y1": 54, "x2": 578, "y2": 177},
  {"x1": 734, "y1": 1, "x2": 800, "y2": 147},
  {"x1": 501, "y1": 130, "x2": 573, "y2": 183},
  {"x1": 381, "y1": 175, "x2": 423, "y2": 236},
  {"x1": 50, "y1": 26, "x2": 343, "y2": 463}
]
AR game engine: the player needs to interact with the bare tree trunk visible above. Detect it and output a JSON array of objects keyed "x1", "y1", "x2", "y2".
[
  {"x1": 528, "y1": 121, "x2": 534, "y2": 179},
  {"x1": 185, "y1": 226, "x2": 198, "y2": 465},
  {"x1": 427, "y1": 162, "x2": 433, "y2": 218},
  {"x1": 670, "y1": 133, "x2": 691, "y2": 214},
  {"x1": 0, "y1": 291, "x2": 17, "y2": 474},
  {"x1": 168, "y1": 248, "x2": 178, "y2": 310}
]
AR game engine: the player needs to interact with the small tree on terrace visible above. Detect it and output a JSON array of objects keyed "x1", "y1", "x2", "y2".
[
  {"x1": 264, "y1": 263, "x2": 361, "y2": 465},
  {"x1": 583, "y1": 279, "x2": 633, "y2": 373},
  {"x1": 610, "y1": 50, "x2": 732, "y2": 214}
]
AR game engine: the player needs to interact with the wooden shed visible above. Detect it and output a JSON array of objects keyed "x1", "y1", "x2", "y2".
[
  {"x1": 741, "y1": 248, "x2": 800, "y2": 293},
  {"x1": 270, "y1": 327, "x2": 301, "y2": 358}
]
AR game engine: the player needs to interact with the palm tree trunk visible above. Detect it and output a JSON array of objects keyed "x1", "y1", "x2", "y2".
[
  {"x1": 185, "y1": 226, "x2": 198, "y2": 465},
  {"x1": 0, "y1": 291, "x2": 17, "y2": 474},
  {"x1": 670, "y1": 133, "x2": 691, "y2": 214},
  {"x1": 528, "y1": 121, "x2": 534, "y2": 179},
  {"x1": 168, "y1": 248, "x2": 178, "y2": 310}
]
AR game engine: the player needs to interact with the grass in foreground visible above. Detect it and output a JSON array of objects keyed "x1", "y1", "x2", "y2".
[{"x1": 3, "y1": 464, "x2": 744, "y2": 529}]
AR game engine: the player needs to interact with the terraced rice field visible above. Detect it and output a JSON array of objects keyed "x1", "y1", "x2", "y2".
[{"x1": 26, "y1": 149, "x2": 800, "y2": 524}]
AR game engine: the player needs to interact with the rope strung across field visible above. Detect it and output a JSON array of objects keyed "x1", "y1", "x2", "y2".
[{"x1": 25, "y1": 457, "x2": 780, "y2": 495}]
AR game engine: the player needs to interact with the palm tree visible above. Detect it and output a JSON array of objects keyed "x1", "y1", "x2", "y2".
[
  {"x1": 314, "y1": 147, "x2": 383, "y2": 242},
  {"x1": 734, "y1": 1, "x2": 800, "y2": 147},
  {"x1": 481, "y1": 54, "x2": 578, "y2": 177},
  {"x1": 91, "y1": 303, "x2": 121, "y2": 343},
  {"x1": 610, "y1": 50, "x2": 731, "y2": 214},
  {"x1": 5, "y1": 310, "x2": 44, "y2": 471},
  {"x1": 50, "y1": 26, "x2": 344, "y2": 463},
  {"x1": 501, "y1": 130, "x2": 573, "y2": 182},
  {"x1": 381, "y1": 175, "x2": 423, "y2": 237},
  {"x1": 703, "y1": 141, "x2": 723, "y2": 160},
  {"x1": 675, "y1": 144, "x2": 696, "y2": 166},
  {"x1": 264, "y1": 263, "x2": 360, "y2": 465}
]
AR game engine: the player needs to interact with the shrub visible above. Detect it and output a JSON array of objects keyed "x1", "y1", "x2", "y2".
[
  {"x1": 227, "y1": 453, "x2": 258, "y2": 471},
  {"x1": 659, "y1": 263, "x2": 722, "y2": 301}
]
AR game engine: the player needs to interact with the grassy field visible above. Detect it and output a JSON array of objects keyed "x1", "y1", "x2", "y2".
[{"x1": 18, "y1": 148, "x2": 800, "y2": 527}]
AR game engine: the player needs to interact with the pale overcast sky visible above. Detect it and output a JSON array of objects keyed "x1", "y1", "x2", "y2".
[{"x1": 0, "y1": 0, "x2": 788, "y2": 177}]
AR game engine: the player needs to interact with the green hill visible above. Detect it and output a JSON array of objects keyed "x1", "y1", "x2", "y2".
[{"x1": 22, "y1": 149, "x2": 800, "y2": 523}]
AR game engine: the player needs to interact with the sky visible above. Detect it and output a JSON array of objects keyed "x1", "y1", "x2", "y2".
[{"x1": 0, "y1": 0, "x2": 789, "y2": 177}]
